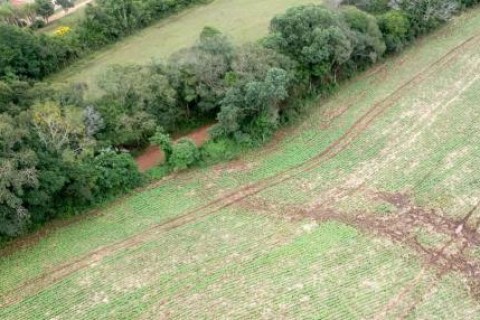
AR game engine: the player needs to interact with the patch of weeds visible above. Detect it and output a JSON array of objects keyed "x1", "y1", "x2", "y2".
[
  {"x1": 146, "y1": 165, "x2": 170, "y2": 180},
  {"x1": 375, "y1": 203, "x2": 396, "y2": 215},
  {"x1": 414, "y1": 226, "x2": 450, "y2": 249}
]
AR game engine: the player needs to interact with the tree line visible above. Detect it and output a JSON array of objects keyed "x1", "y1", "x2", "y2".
[
  {"x1": 1, "y1": 0, "x2": 478, "y2": 240},
  {"x1": 1, "y1": 0, "x2": 75, "y2": 27},
  {"x1": 0, "y1": 0, "x2": 210, "y2": 80}
]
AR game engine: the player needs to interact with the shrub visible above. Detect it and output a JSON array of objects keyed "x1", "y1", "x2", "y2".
[
  {"x1": 342, "y1": 0, "x2": 390, "y2": 13},
  {"x1": 150, "y1": 127, "x2": 173, "y2": 163},
  {"x1": 459, "y1": 0, "x2": 480, "y2": 7},
  {"x1": 215, "y1": 67, "x2": 291, "y2": 144},
  {"x1": 30, "y1": 19, "x2": 47, "y2": 30},
  {"x1": 391, "y1": 0, "x2": 459, "y2": 36},
  {"x1": 54, "y1": 26, "x2": 72, "y2": 37},
  {"x1": 378, "y1": 10, "x2": 411, "y2": 53},
  {"x1": 168, "y1": 138, "x2": 200, "y2": 170},
  {"x1": 341, "y1": 6, "x2": 386, "y2": 70},
  {"x1": 200, "y1": 138, "x2": 240, "y2": 164},
  {"x1": 92, "y1": 151, "x2": 143, "y2": 198}
]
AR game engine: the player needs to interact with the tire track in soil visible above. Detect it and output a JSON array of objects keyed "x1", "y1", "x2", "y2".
[
  {"x1": 2, "y1": 34, "x2": 479, "y2": 308},
  {"x1": 254, "y1": 193, "x2": 480, "y2": 316},
  {"x1": 398, "y1": 201, "x2": 480, "y2": 319}
]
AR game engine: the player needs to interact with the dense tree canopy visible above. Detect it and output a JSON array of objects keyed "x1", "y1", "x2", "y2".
[
  {"x1": 56, "y1": 0, "x2": 75, "y2": 13},
  {"x1": 269, "y1": 5, "x2": 353, "y2": 82},
  {"x1": 35, "y1": 0, "x2": 54, "y2": 22}
]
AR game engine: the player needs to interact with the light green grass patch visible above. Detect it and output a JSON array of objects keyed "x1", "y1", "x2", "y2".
[
  {"x1": 0, "y1": 213, "x2": 437, "y2": 319},
  {"x1": 407, "y1": 274, "x2": 480, "y2": 319},
  {"x1": 50, "y1": 0, "x2": 323, "y2": 97}
]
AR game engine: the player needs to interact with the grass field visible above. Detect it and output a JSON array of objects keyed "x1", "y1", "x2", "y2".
[
  {"x1": 38, "y1": 0, "x2": 93, "y2": 34},
  {"x1": 40, "y1": 7, "x2": 88, "y2": 34},
  {"x1": 49, "y1": 0, "x2": 322, "y2": 97},
  {"x1": 2, "y1": 6, "x2": 480, "y2": 319}
]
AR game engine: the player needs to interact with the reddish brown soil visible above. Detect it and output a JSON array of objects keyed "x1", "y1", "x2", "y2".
[{"x1": 136, "y1": 125, "x2": 211, "y2": 172}]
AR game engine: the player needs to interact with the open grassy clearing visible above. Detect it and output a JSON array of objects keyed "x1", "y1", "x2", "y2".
[
  {"x1": 39, "y1": 5, "x2": 88, "y2": 34},
  {"x1": 37, "y1": 0, "x2": 93, "y2": 34},
  {"x1": 1, "y1": 7, "x2": 480, "y2": 319},
  {"x1": 49, "y1": 0, "x2": 322, "y2": 97}
]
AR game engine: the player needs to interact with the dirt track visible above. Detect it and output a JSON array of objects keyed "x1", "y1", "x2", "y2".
[{"x1": 47, "y1": 0, "x2": 94, "y2": 24}]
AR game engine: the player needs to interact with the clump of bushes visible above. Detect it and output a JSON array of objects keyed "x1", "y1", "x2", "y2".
[
  {"x1": 169, "y1": 139, "x2": 200, "y2": 171},
  {"x1": 199, "y1": 138, "x2": 241, "y2": 165},
  {"x1": 150, "y1": 128, "x2": 200, "y2": 172}
]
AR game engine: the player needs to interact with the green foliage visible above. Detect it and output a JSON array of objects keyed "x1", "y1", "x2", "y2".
[
  {"x1": 215, "y1": 67, "x2": 291, "y2": 144},
  {"x1": 29, "y1": 18, "x2": 47, "y2": 30},
  {"x1": 150, "y1": 127, "x2": 173, "y2": 162},
  {"x1": 269, "y1": 5, "x2": 353, "y2": 83},
  {"x1": 342, "y1": 0, "x2": 390, "y2": 13},
  {"x1": 392, "y1": 0, "x2": 459, "y2": 36},
  {"x1": 97, "y1": 63, "x2": 181, "y2": 139},
  {"x1": 341, "y1": 6, "x2": 386, "y2": 70},
  {"x1": 30, "y1": 101, "x2": 90, "y2": 153},
  {"x1": 55, "y1": 0, "x2": 75, "y2": 13},
  {"x1": 0, "y1": 79, "x2": 144, "y2": 239},
  {"x1": 0, "y1": 114, "x2": 38, "y2": 237},
  {"x1": 35, "y1": 0, "x2": 55, "y2": 22},
  {"x1": 168, "y1": 26, "x2": 234, "y2": 117},
  {"x1": 92, "y1": 150, "x2": 143, "y2": 197},
  {"x1": 0, "y1": 24, "x2": 77, "y2": 80},
  {"x1": 459, "y1": 0, "x2": 480, "y2": 7},
  {"x1": 378, "y1": 10, "x2": 411, "y2": 52},
  {"x1": 169, "y1": 138, "x2": 200, "y2": 171},
  {"x1": 199, "y1": 138, "x2": 241, "y2": 165}
]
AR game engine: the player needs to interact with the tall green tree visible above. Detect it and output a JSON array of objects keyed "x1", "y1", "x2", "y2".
[
  {"x1": 216, "y1": 67, "x2": 291, "y2": 143},
  {"x1": 55, "y1": 0, "x2": 75, "y2": 13},
  {"x1": 268, "y1": 5, "x2": 353, "y2": 84},
  {"x1": 35, "y1": 0, "x2": 55, "y2": 23},
  {"x1": 341, "y1": 6, "x2": 386, "y2": 70},
  {"x1": 0, "y1": 114, "x2": 38, "y2": 237},
  {"x1": 168, "y1": 27, "x2": 234, "y2": 117},
  {"x1": 391, "y1": 0, "x2": 458, "y2": 35}
]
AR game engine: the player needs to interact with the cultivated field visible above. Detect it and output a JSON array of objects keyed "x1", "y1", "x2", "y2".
[
  {"x1": 2, "y1": 6, "x2": 480, "y2": 319},
  {"x1": 49, "y1": 0, "x2": 322, "y2": 97}
]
